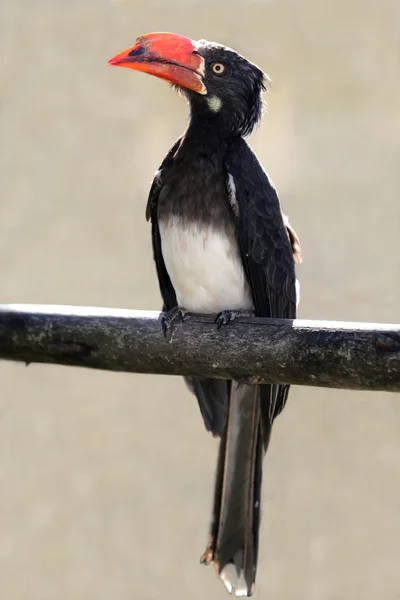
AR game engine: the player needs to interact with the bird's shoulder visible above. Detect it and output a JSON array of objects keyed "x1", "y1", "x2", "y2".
[
  {"x1": 225, "y1": 138, "x2": 285, "y2": 225},
  {"x1": 145, "y1": 136, "x2": 183, "y2": 222},
  {"x1": 224, "y1": 138, "x2": 300, "y2": 316},
  {"x1": 225, "y1": 137, "x2": 302, "y2": 265}
]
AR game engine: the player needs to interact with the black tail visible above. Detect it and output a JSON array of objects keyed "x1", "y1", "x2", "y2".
[{"x1": 201, "y1": 382, "x2": 272, "y2": 597}]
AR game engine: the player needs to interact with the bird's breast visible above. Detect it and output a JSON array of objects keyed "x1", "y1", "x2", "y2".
[{"x1": 159, "y1": 216, "x2": 253, "y2": 314}]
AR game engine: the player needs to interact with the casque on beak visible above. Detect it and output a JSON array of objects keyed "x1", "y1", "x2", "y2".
[{"x1": 108, "y1": 32, "x2": 207, "y2": 95}]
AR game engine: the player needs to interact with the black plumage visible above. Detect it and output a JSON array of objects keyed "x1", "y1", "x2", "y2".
[
  {"x1": 145, "y1": 124, "x2": 299, "y2": 596},
  {"x1": 109, "y1": 32, "x2": 302, "y2": 597}
]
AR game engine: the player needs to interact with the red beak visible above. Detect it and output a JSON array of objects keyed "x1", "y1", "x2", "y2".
[{"x1": 108, "y1": 32, "x2": 207, "y2": 95}]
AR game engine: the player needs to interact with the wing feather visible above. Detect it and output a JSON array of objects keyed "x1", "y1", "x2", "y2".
[{"x1": 225, "y1": 138, "x2": 301, "y2": 421}]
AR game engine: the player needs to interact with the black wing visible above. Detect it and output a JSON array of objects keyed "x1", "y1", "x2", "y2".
[
  {"x1": 145, "y1": 138, "x2": 182, "y2": 311},
  {"x1": 225, "y1": 138, "x2": 298, "y2": 423},
  {"x1": 145, "y1": 137, "x2": 229, "y2": 435}
]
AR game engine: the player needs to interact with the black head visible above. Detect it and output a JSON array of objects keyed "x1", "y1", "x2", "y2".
[{"x1": 186, "y1": 40, "x2": 267, "y2": 137}]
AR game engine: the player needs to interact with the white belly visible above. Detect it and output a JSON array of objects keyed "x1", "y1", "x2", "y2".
[{"x1": 159, "y1": 216, "x2": 253, "y2": 314}]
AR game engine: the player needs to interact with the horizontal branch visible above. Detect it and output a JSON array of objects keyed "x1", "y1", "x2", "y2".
[{"x1": 0, "y1": 304, "x2": 399, "y2": 392}]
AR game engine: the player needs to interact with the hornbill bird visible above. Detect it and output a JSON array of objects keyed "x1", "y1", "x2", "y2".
[{"x1": 108, "y1": 32, "x2": 302, "y2": 597}]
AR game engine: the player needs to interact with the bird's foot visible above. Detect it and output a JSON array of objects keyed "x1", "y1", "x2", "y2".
[
  {"x1": 161, "y1": 306, "x2": 187, "y2": 341},
  {"x1": 215, "y1": 309, "x2": 254, "y2": 329}
]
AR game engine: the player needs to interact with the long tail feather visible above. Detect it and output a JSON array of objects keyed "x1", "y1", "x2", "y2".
[{"x1": 201, "y1": 382, "x2": 272, "y2": 596}]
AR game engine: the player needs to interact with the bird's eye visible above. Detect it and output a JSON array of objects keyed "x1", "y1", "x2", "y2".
[{"x1": 211, "y1": 62, "x2": 225, "y2": 76}]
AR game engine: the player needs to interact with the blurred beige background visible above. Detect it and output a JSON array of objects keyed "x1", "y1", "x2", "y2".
[{"x1": 0, "y1": 0, "x2": 399, "y2": 598}]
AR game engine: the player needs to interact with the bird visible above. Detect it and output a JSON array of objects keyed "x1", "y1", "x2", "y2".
[{"x1": 108, "y1": 32, "x2": 302, "y2": 597}]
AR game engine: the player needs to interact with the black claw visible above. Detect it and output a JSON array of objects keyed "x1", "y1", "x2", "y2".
[
  {"x1": 215, "y1": 309, "x2": 254, "y2": 329},
  {"x1": 161, "y1": 306, "x2": 187, "y2": 341}
]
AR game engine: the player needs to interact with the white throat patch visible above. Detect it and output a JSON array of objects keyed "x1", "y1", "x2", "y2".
[{"x1": 207, "y1": 95, "x2": 223, "y2": 113}]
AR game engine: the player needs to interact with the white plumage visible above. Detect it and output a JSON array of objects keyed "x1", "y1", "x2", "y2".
[{"x1": 159, "y1": 216, "x2": 253, "y2": 314}]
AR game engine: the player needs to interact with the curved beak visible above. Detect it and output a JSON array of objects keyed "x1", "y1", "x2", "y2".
[{"x1": 108, "y1": 32, "x2": 207, "y2": 95}]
